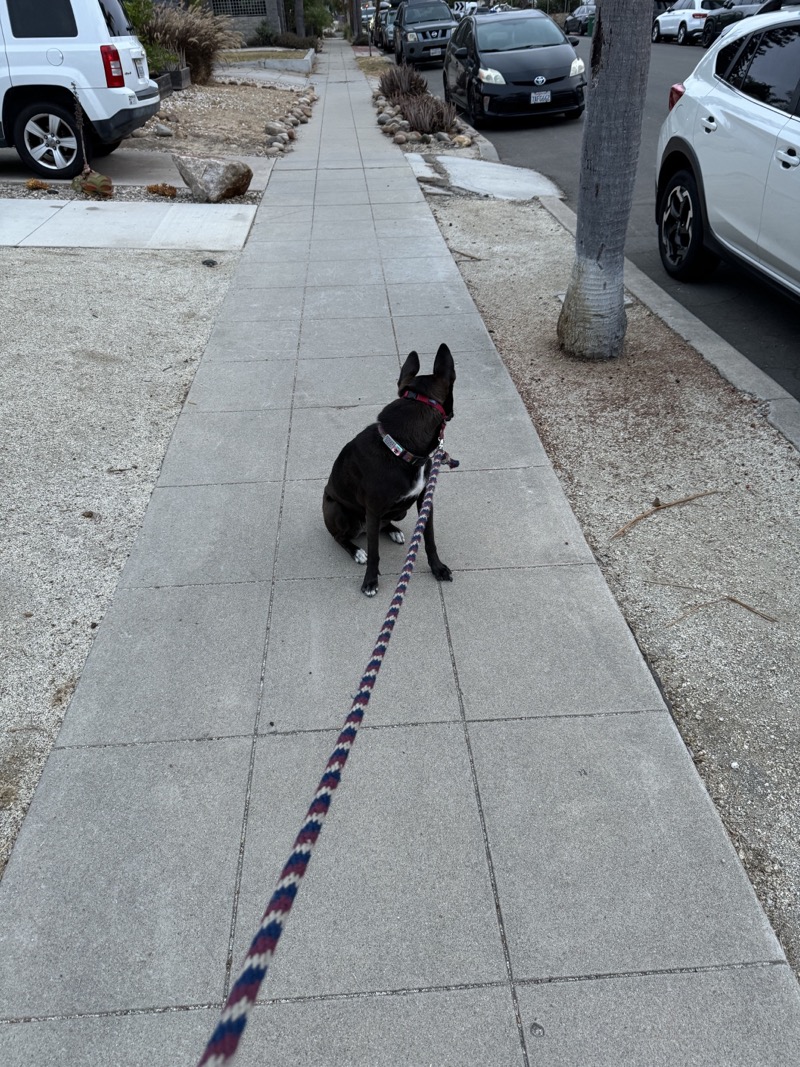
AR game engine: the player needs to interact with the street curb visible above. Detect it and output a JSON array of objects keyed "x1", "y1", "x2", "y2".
[{"x1": 538, "y1": 195, "x2": 800, "y2": 453}]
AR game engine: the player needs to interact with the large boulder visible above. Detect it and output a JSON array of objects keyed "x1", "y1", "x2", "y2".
[{"x1": 171, "y1": 154, "x2": 253, "y2": 204}]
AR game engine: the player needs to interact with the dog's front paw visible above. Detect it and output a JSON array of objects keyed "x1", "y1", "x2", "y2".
[
  {"x1": 361, "y1": 579, "x2": 379, "y2": 597},
  {"x1": 431, "y1": 562, "x2": 453, "y2": 583},
  {"x1": 354, "y1": 548, "x2": 367, "y2": 565}
]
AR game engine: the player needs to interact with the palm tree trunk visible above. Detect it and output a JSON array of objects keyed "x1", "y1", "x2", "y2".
[{"x1": 557, "y1": 0, "x2": 654, "y2": 360}]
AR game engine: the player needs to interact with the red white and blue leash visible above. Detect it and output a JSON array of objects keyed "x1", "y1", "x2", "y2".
[{"x1": 198, "y1": 444, "x2": 459, "y2": 1066}]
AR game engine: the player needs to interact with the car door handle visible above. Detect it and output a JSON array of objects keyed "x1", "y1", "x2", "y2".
[
  {"x1": 776, "y1": 147, "x2": 800, "y2": 169},
  {"x1": 700, "y1": 115, "x2": 717, "y2": 133}
]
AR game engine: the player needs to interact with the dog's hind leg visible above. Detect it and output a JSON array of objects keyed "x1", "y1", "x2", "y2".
[
  {"x1": 323, "y1": 492, "x2": 367, "y2": 565},
  {"x1": 382, "y1": 522, "x2": 405, "y2": 545},
  {"x1": 417, "y1": 497, "x2": 452, "y2": 583}
]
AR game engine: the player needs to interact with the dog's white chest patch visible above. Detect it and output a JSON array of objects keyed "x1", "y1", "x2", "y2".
[{"x1": 403, "y1": 466, "x2": 426, "y2": 502}]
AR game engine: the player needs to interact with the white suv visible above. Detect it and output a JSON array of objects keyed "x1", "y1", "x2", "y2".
[
  {"x1": 0, "y1": 0, "x2": 159, "y2": 179},
  {"x1": 655, "y1": 8, "x2": 800, "y2": 297},
  {"x1": 652, "y1": 0, "x2": 725, "y2": 43}
]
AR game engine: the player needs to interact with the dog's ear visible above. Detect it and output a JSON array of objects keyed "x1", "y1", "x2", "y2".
[
  {"x1": 433, "y1": 343, "x2": 456, "y2": 383},
  {"x1": 398, "y1": 350, "x2": 420, "y2": 391}
]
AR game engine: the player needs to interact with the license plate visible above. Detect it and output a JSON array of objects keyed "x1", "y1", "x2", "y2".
[
  {"x1": 530, "y1": 90, "x2": 551, "y2": 104},
  {"x1": 134, "y1": 58, "x2": 145, "y2": 77},
  {"x1": 429, "y1": 47, "x2": 442, "y2": 56}
]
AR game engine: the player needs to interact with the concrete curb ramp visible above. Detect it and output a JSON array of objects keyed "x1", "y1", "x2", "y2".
[{"x1": 1, "y1": 36, "x2": 799, "y2": 1067}]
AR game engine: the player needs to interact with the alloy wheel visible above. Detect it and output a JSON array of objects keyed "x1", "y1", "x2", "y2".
[
  {"x1": 23, "y1": 111, "x2": 79, "y2": 173},
  {"x1": 660, "y1": 184, "x2": 694, "y2": 271}
]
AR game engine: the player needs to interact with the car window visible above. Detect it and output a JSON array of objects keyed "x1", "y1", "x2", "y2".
[
  {"x1": 7, "y1": 0, "x2": 78, "y2": 37},
  {"x1": 404, "y1": 2, "x2": 453, "y2": 23},
  {"x1": 476, "y1": 17, "x2": 565, "y2": 51},
  {"x1": 737, "y1": 26, "x2": 800, "y2": 111},
  {"x1": 715, "y1": 35, "x2": 749, "y2": 76},
  {"x1": 97, "y1": 0, "x2": 135, "y2": 36}
]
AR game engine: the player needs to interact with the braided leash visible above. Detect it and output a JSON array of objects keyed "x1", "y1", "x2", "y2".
[{"x1": 198, "y1": 445, "x2": 459, "y2": 1066}]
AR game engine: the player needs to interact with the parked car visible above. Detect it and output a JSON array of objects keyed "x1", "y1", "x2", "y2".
[
  {"x1": 651, "y1": 0, "x2": 725, "y2": 43},
  {"x1": 0, "y1": 0, "x2": 159, "y2": 179},
  {"x1": 393, "y1": 0, "x2": 457, "y2": 65},
  {"x1": 655, "y1": 8, "x2": 800, "y2": 297},
  {"x1": 701, "y1": 0, "x2": 766, "y2": 44},
  {"x1": 443, "y1": 10, "x2": 586, "y2": 124},
  {"x1": 563, "y1": 4, "x2": 596, "y2": 35},
  {"x1": 374, "y1": 7, "x2": 398, "y2": 49}
]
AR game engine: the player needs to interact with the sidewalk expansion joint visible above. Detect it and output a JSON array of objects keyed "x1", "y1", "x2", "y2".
[
  {"x1": 516, "y1": 958, "x2": 791, "y2": 988},
  {"x1": 438, "y1": 583, "x2": 531, "y2": 1067}
]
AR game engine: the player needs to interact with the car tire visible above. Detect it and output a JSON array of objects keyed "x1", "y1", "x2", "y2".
[
  {"x1": 657, "y1": 169, "x2": 719, "y2": 281},
  {"x1": 701, "y1": 20, "x2": 715, "y2": 47},
  {"x1": 651, "y1": 21, "x2": 662, "y2": 43},
  {"x1": 676, "y1": 22, "x2": 688, "y2": 45},
  {"x1": 91, "y1": 136, "x2": 122, "y2": 158},
  {"x1": 13, "y1": 100, "x2": 89, "y2": 179},
  {"x1": 443, "y1": 74, "x2": 451, "y2": 104},
  {"x1": 395, "y1": 45, "x2": 403, "y2": 65},
  {"x1": 466, "y1": 84, "x2": 483, "y2": 129},
  {"x1": 564, "y1": 107, "x2": 584, "y2": 121}
]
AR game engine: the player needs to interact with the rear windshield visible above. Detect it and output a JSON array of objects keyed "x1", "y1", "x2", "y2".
[
  {"x1": 405, "y1": 3, "x2": 453, "y2": 24},
  {"x1": 477, "y1": 17, "x2": 565, "y2": 51},
  {"x1": 97, "y1": 0, "x2": 135, "y2": 36}
]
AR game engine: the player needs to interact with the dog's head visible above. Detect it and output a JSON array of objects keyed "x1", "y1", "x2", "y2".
[{"x1": 397, "y1": 344, "x2": 456, "y2": 421}]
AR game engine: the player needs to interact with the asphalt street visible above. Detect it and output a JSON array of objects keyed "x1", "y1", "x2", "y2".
[{"x1": 425, "y1": 36, "x2": 800, "y2": 401}]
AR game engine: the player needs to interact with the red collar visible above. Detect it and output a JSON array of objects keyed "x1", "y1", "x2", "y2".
[{"x1": 402, "y1": 390, "x2": 448, "y2": 420}]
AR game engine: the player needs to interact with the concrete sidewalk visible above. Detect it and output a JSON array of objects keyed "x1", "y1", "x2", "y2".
[{"x1": 2, "y1": 37, "x2": 800, "y2": 1067}]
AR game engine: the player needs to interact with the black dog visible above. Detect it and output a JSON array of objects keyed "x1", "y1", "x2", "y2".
[{"x1": 323, "y1": 344, "x2": 456, "y2": 597}]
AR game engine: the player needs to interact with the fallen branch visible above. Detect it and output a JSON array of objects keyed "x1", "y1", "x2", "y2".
[
  {"x1": 666, "y1": 594, "x2": 777, "y2": 628},
  {"x1": 452, "y1": 247, "x2": 482, "y2": 261},
  {"x1": 611, "y1": 490, "x2": 719, "y2": 540}
]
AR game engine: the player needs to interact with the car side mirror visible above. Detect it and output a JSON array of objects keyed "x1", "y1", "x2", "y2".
[
  {"x1": 568, "y1": 35, "x2": 580, "y2": 45},
  {"x1": 454, "y1": 45, "x2": 468, "y2": 57}
]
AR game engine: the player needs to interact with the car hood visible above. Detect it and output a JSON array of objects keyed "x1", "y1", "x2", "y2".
[
  {"x1": 408, "y1": 17, "x2": 456, "y2": 29},
  {"x1": 477, "y1": 43, "x2": 576, "y2": 77}
]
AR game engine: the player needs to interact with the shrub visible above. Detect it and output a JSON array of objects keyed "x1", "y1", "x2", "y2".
[
  {"x1": 248, "y1": 19, "x2": 276, "y2": 46},
  {"x1": 137, "y1": 1, "x2": 243, "y2": 85},
  {"x1": 246, "y1": 23, "x2": 321, "y2": 51},
  {"x1": 272, "y1": 32, "x2": 322, "y2": 51},
  {"x1": 126, "y1": 0, "x2": 178, "y2": 73},
  {"x1": 304, "y1": 2, "x2": 333, "y2": 37},
  {"x1": 398, "y1": 93, "x2": 456, "y2": 135},
  {"x1": 378, "y1": 64, "x2": 427, "y2": 103}
]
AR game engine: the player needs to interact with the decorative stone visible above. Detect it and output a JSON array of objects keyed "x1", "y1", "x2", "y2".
[
  {"x1": 265, "y1": 121, "x2": 286, "y2": 136},
  {"x1": 154, "y1": 123, "x2": 174, "y2": 138},
  {"x1": 452, "y1": 135, "x2": 472, "y2": 147},
  {"x1": 393, "y1": 133, "x2": 407, "y2": 144},
  {"x1": 171, "y1": 154, "x2": 253, "y2": 203}
]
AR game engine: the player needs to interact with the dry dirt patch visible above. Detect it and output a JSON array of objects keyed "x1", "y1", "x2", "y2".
[{"x1": 126, "y1": 79, "x2": 304, "y2": 157}]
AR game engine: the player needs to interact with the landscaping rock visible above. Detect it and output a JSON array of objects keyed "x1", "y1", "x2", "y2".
[{"x1": 171, "y1": 154, "x2": 253, "y2": 203}]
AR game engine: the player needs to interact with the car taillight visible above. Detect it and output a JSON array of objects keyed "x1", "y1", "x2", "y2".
[
  {"x1": 668, "y1": 82, "x2": 685, "y2": 111},
  {"x1": 100, "y1": 44, "x2": 125, "y2": 88},
  {"x1": 692, "y1": 11, "x2": 707, "y2": 16}
]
